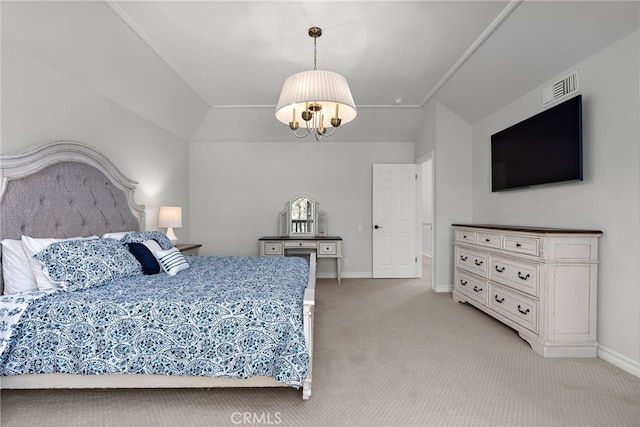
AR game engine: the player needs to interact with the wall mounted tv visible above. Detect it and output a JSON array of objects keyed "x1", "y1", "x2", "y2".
[{"x1": 491, "y1": 94, "x2": 583, "y2": 192}]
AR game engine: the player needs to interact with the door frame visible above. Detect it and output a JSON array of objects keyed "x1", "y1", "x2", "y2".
[{"x1": 416, "y1": 150, "x2": 435, "y2": 288}]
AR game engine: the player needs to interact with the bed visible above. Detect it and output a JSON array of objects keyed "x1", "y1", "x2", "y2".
[{"x1": 0, "y1": 140, "x2": 316, "y2": 399}]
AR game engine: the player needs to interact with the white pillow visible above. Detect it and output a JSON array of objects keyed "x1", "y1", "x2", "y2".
[
  {"x1": 21, "y1": 235, "x2": 98, "y2": 291},
  {"x1": 142, "y1": 239, "x2": 162, "y2": 253},
  {"x1": 101, "y1": 231, "x2": 132, "y2": 240},
  {"x1": 1, "y1": 239, "x2": 37, "y2": 294},
  {"x1": 154, "y1": 247, "x2": 189, "y2": 276}
]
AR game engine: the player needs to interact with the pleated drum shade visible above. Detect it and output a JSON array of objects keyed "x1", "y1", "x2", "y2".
[{"x1": 275, "y1": 70, "x2": 357, "y2": 129}]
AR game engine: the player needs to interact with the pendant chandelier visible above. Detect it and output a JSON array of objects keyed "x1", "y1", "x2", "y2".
[{"x1": 275, "y1": 27, "x2": 357, "y2": 141}]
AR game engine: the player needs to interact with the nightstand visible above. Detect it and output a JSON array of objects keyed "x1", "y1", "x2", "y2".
[{"x1": 175, "y1": 243, "x2": 202, "y2": 256}]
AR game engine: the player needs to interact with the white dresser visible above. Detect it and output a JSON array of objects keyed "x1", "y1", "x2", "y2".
[{"x1": 452, "y1": 224, "x2": 602, "y2": 357}]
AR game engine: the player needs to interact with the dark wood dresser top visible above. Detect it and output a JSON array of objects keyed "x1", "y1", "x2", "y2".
[
  {"x1": 259, "y1": 236, "x2": 343, "y2": 241},
  {"x1": 452, "y1": 224, "x2": 602, "y2": 235}
]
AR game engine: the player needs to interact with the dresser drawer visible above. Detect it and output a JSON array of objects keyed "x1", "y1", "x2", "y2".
[
  {"x1": 284, "y1": 241, "x2": 317, "y2": 249},
  {"x1": 490, "y1": 255, "x2": 539, "y2": 297},
  {"x1": 489, "y1": 283, "x2": 538, "y2": 333},
  {"x1": 455, "y1": 230, "x2": 476, "y2": 244},
  {"x1": 476, "y1": 232, "x2": 502, "y2": 249},
  {"x1": 504, "y1": 234, "x2": 539, "y2": 257},
  {"x1": 456, "y1": 247, "x2": 488, "y2": 278},
  {"x1": 455, "y1": 270, "x2": 488, "y2": 306},
  {"x1": 318, "y1": 242, "x2": 337, "y2": 256},
  {"x1": 263, "y1": 242, "x2": 283, "y2": 255}
]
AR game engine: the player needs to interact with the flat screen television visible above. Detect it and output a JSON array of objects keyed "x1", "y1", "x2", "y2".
[{"x1": 491, "y1": 94, "x2": 583, "y2": 192}]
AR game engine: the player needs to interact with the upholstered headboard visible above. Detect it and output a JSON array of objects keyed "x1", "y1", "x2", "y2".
[{"x1": 0, "y1": 141, "x2": 145, "y2": 291}]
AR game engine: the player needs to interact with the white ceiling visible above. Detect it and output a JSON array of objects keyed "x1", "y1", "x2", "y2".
[
  {"x1": 112, "y1": 0, "x2": 510, "y2": 108},
  {"x1": 4, "y1": 1, "x2": 639, "y2": 143}
]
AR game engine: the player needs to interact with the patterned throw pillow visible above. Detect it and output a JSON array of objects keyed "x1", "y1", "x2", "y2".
[
  {"x1": 120, "y1": 231, "x2": 174, "y2": 250},
  {"x1": 154, "y1": 247, "x2": 189, "y2": 276},
  {"x1": 34, "y1": 238, "x2": 142, "y2": 291},
  {"x1": 21, "y1": 235, "x2": 99, "y2": 291}
]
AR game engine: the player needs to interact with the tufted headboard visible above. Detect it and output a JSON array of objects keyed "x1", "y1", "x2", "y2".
[{"x1": 0, "y1": 141, "x2": 146, "y2": 292}]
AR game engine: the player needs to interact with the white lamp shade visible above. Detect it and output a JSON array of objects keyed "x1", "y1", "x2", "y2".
[
  {"x1": 275, "y1": 70, "x2": 357, "y2": 128},
  {"x1": 158, "y1": 206, "x2": 182, "y2": 228}
]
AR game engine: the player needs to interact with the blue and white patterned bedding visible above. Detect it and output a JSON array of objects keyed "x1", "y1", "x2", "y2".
[{"x1": 0, "y1": 256, "x2": 310, "y2": 387}]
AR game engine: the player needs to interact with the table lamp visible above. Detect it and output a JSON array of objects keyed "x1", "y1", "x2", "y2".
[{"x1": 158, "y1": 206, "x2": 182, "y2": 244}]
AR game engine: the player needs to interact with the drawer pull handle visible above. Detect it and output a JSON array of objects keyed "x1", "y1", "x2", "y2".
[
  {"x1": 518, "y1": 272, "x2": 530, "y2": 280},
  {"x1": 494, "y1": 295, "x2": 505, "y2": 304},
  {"x1": 473, "y1": 285, "x2": 482, "y2": 293},
  {"x1": 463, "y1": 235, "x2": 467, "y2": 238},
  {"x1": 495, "y1": 266, "x2": 505, "y2": 273},
  {"x1": 516, "y1": 243, "x2": 522, "y2": 247},
  {"x1": 485, "y1": 238, "x2": 491, "y2": 242},
  {"x1": 517, "y1": 305, "x2": 530, "y2": 315},
  {"x1": 460, "y1": 280, "x2": 467, "y2": 286},
  {"x1": 460, "y1": 255, "x2": 468, "y2": 261},
  {"x1": 474, "y1": 259, "x2": 483, "y2": 266}
]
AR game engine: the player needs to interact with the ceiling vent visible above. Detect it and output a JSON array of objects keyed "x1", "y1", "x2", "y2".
[{"x1": 543, "y1": 70, "x2": 578, "y2": 105}]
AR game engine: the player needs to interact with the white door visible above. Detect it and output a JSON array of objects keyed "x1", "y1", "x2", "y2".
[{"x1": 372, "y1": 163, "x2": 417, "y2": 278}]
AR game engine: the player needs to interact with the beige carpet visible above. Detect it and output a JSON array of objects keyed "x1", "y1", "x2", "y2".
[{"x1": 2, "y1": 277, "x2": 640, "y2": 426}]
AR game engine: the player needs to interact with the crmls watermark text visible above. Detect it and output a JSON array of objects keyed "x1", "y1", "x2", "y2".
[{"x1": 230, "y1": 412, "x2": 283, "y2": 425}]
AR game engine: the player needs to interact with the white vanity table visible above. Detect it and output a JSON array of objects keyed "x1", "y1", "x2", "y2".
[
  {"x1": 259, "y1": 236, "x2": 343, "y2": 283},
  {"x1": 259, "y1": 195, "x2": 343, "y2": 284}
]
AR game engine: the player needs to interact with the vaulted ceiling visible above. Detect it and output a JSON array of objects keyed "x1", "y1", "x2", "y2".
[{"x1": 4, "y1": 1, "x2": 639, "y2": 143}]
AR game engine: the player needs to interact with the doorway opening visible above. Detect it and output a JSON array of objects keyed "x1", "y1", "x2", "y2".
[{"x1": 418, "y1": 152, "x2": 434, "y2": 289}]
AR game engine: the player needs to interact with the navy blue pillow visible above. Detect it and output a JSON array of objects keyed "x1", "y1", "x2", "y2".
[{"x1": 127, "y1": 242, "x2": 161, "y2": 275}]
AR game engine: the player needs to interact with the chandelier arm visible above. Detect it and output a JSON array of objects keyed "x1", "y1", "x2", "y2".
[
  {"x1": 305, "y1": 116, "x2": 316, "y2": 133},
  {"x1": 323, "y1": 127, "x2": 337, "y2": 137},
  {"x1": 292, "y1": 128, "x2": 312, "y2": 138}
]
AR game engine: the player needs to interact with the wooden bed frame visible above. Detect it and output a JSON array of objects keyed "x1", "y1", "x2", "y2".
[{"x1": 0, "y1": 141, "x2": 316, "y2": 399}]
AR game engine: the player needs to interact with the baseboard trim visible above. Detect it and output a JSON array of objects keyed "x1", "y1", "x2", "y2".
[
  {"x1": 316, "y1": 272, "x2": 373, "y2": 280},
  {"x1": 341, "y1": 272, "x2": 373, "y2": 279},
  {"x1": 433, "y1": 284, "x2": 454, "y2": 293},
  {"x1": 598, "y1": 345, "x2": 640, "y2": 378},
  {"x1": 317, "y1": 272, "x2": 444, "y2": 280}
]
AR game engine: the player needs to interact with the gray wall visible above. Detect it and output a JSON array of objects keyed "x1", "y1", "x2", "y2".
[
  {"x1": 189, "y1": 142, "x2": 415, "y2": 277},
  {"x1": 415, "y1": 101, "x2": 473, "y2": 292},
  {"x1": 0, "y1": 1, "x2": 206, "y2": 240}
]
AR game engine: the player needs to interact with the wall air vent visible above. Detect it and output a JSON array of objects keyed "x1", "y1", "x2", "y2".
[{"x1": 543, "y1": 70, "x2": 578, "y2": 105}]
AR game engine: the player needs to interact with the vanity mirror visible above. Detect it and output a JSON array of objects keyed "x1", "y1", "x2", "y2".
[
  {"x1": 261, "y1": 195, "x2": 342, "y2": 283},
  {"x1": 278, "y1": 195, "x2": 326, "y2": 237}
]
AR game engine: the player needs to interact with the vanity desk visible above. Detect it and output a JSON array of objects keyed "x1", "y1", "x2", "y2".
[
  {"x1": 260, "y1": 195, "x2": 343, "y2": 284},
  {"x1": 259, "y1": 236, "x2": 343, "y2": 283}
]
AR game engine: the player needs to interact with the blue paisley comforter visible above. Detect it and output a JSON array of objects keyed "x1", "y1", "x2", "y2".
[{"x1": 0, "y1": 256, "x2": 310, "y2": 387}]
